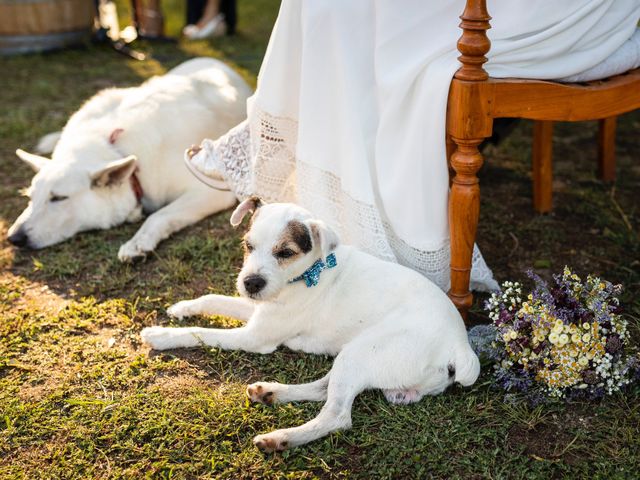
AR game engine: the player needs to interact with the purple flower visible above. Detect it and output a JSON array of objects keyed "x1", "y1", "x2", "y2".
[
  {"x1": 495, "y1": 367, "x2": 534, "y2": 393},
  {"x1": 582, "y1": 369, "x2": 598, "y2": 385},
  {"x1": 580, "y1": 311, "x2": 594, "y2": 323},
  {"x1": 497, "y1": 309, "x2": 512, "y2": 326},
  {"x1": 606, "y1": 335, "x2": 623, "y2": 355},
  {"x1": 609, "y1": 304, "x2": 624, "y2": 315}
]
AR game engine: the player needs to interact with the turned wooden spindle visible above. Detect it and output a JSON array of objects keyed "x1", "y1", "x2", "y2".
[
  {"x1": 448, "y1": 0, "x2": 493, "y2": 320},
  {"x1": 455, "y1": 0, "x2": 491, "y2": 81},
  {"x1": 448, "y1": 137, "x2": 485, "y2": 315}
]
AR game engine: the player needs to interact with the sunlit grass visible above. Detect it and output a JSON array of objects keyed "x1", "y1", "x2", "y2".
[{"x1": 1, "y1": 1, "x2": 639, "y2": 478}]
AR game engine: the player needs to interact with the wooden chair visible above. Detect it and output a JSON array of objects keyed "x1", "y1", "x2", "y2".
[{"x1": 446, "y1": 0, "x2": 640, "y2": 319}]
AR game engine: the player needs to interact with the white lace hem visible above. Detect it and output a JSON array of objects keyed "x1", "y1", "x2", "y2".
[{"x1": 196, "y1": 109, "x2": 499, "y2": 293}]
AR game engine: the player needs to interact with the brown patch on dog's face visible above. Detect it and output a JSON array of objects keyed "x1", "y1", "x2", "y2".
[
  {"x1": 272, "y1": 220, "x2": 312, "y2": 265},
  {"x1": 242, "y1": 234, "x2": 254, "y2": 260}
]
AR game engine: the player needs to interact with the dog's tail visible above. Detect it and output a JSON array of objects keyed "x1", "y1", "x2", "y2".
[
  {"x1": 35, "y1": 131, "x2": 62, "y2": 155},
  {"x1": 452, "y1": 346, "x2": 481, "y2": 387}
]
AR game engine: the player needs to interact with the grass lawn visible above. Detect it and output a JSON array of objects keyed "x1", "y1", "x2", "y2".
[{"x1": 1, "y1": 1, "x2": 639, "y2": 478}]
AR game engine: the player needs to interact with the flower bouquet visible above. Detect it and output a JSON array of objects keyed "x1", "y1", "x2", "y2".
[{"x1": 476, "y1": 267, "x2": 639, "y2": 401}]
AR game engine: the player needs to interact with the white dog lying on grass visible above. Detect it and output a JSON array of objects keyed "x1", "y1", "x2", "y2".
[
  {"x1": 8, "y1": 57, "x2": 249, "y2": 262},
  {"x1": 141, "y1": 198, "x2": 480, "y2": 452}
]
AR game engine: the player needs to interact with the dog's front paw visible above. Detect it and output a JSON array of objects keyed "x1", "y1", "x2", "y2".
[
  {"x1": 140, "y1": 326, "x2": 179, "y2": 350},
  {"x1": 167, "y1": 301, "x2": 194, "y2": 320},
  {"x1": 118, "y1": 239, "x2": 150, "y2": 263},
  {"x1": 141, "y1": 326, "x2": 200, "y2": 350},
  {"x1": 253, "y1": 431, "x2": 289, "y2": 453},
  {"x1": 247, "y1": 383, "x2": 277, "y2": 405}
]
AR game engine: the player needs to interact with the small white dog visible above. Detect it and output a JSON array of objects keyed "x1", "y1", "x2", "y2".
[
  {"x1": 141, "y1": 198, "x2": 480, "y2": 452},
  {"x1": 7, "y1": 58, "x2": 249, "y2": 261}
]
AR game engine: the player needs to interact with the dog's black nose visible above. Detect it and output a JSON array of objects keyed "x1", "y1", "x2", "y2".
[
  {"x1": 244, "y1": 274, "x2": 266, "y2": 294},
  {"x1": 8, "y1": 230, "x2": 29, "y2": 248}
]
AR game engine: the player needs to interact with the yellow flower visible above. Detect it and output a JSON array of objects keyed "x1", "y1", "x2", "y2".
[
  {"x1": 552, "y1": 324, "x2": 563, "y2": 334},
  {"x1": 578, "y1": 356, "x2": 589, "y2": 366},
  {"x1": 582, "y1": 322, "x2": 590, "y2": 330},
  {"x1": 571, "y1": 333, "x2": 581, "y2": 343},
  {"x1": 563, "y1": 325, "x2": 570, "y2": 333},
  {"x1": 569, "y1": 325, "x2": 578, "y2": 334},
  {"x1": 509, "y1": 330, "x2": 518, "y2": 340},
  {"x1": 582, "y1": 333, "x2": 591, "y2": 342}
]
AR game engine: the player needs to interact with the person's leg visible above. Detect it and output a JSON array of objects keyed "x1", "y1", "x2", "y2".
[
  {"x1": 219, "y1": 0, "x2": 236, "y2": 35},
  {"x1": 195, "y1": 0, "x2": 221, "y2": 28},
  {"x1": 183, "y1": 0, "x2": 226, "y2": 38},
  {"x1": 186, "y1": 0, "x2": 207, "y2": 26}
]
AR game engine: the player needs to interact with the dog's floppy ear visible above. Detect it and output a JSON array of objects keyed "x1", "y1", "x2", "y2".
[
  {"x1": 307, "y1": 219, "x2": 340, "y2": 258},
  {"x1": 16, "y1": 149, "x2": 49, "y2": 172},
  {"x1": 230, "y1": 196, "x2": 262, "y2": 227},
  {"x1": 91, "y1": 155, "x2": 137, "y2": 188},
  {"x1": 35, "y1": 131, "x2": 62, "y2": 155}
]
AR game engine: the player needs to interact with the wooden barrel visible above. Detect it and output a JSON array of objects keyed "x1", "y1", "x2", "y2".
[{"x1": 0, "y1": 0, "x2": 94, "y2": 55}]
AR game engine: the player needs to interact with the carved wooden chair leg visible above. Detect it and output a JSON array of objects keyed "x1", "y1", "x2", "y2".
[
  {"x1": 532, "y1": 120, "x2": 554, "y2": 213},
  {"x1": 446, "y1": 135, "x2": 456, "y2": 187},
  {"x1": 597, "y1": 116, "x2": 617, "y2": 182},
  {"x1": 448, "y1": 136, "x2": 485, "y2": 322}
]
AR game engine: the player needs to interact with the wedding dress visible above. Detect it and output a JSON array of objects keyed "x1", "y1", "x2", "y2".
[{"x1": 189, "y1": 0, "x2": 640, "y2": 292}]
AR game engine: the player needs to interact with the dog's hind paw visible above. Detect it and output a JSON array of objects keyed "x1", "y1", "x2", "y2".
[
  {"x1": 253, "y1": 432, "x2": 289, "y2": 453},
  {"x1": 383, "y1": 388, "x2": 422, "y2": 405},
  {"x1": 247, "y1": 383, "x2": 277, "y2": 405}
]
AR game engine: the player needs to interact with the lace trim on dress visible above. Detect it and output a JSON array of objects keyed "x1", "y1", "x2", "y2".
[{"x1": 206, "y1": 109, "x2": 498, "y2": 292}]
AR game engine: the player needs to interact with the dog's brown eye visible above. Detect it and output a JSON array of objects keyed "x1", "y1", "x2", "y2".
[
  {"x1": 276, "y1": 248, "x2": 296, "y2": 259},
  {"x1": 50, "y1": 195, "x2": 68, "y2": 203},
  {"x1": 244, "y1": 241, "x2": 254, "y2": 252}
]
